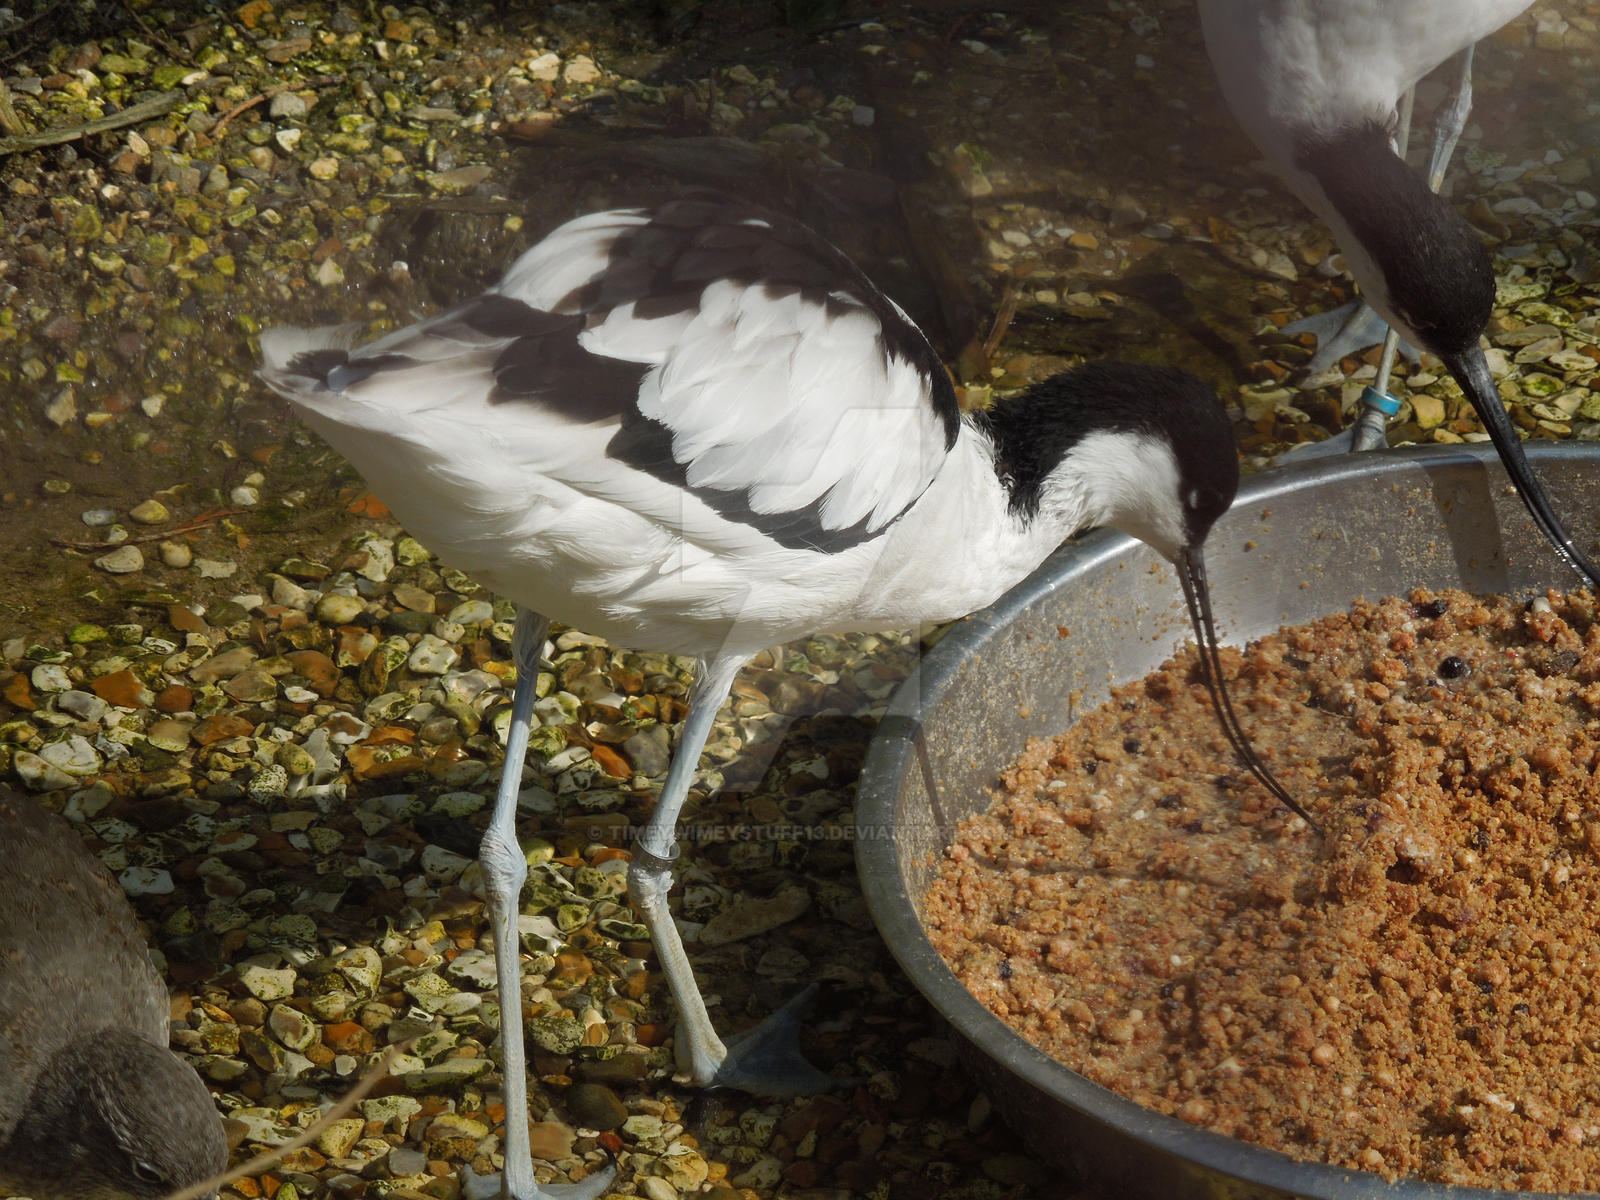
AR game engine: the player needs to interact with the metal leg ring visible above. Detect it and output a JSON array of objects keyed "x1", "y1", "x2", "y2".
[{"x1": 631, "y1": 841, "x2": 681, "y2": 873}]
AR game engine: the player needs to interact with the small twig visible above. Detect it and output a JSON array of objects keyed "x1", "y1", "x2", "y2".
[
  {"x1": 49, "y1": 508, "x2": 247, "y2": 551},
  {"x1": 0, "y1": 89, "x2": 181, "y2": 157},
  {"x1": 209, "y1": 89, "x2": 278, "y2": 140},
  {"x1": 159, "y1": 1039, "x2": 417, "y2": 1200},
  {"x1": 981, "y1": 285, "x2": 1019, "y2": 365},
  {"x1": 211, "y1": 73, "x2": 344, "y2": 140}
]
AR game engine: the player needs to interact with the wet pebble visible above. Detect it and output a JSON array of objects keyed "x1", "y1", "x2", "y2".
[
  {"x1": 29, "y1": 663, "x2": 72, "y2": 692},
  {"x1": 403, "y1": 1057, "x2": 492, "y2": 1091},
  {"x1": 269, "y1": 92, "x2": 308, "y2": 120},
  {"x1": 385, "y1": 1146, "x2": 427, "y2": 1175},
  {"x1": 566, "y1": 1082, "x2": 628, "y2": 1130},
  {"x1": 55, "y1": 690, "x2": 107, "y2": 722},
  {"x1": 12, "y1": 752, "x2": 76, "y2": 792},
  {"x1": 195, "y1": 557, "x2": 238, "y2": 579},
  {"x1": 129, "y1": 499, "x2": 169, "y2": 524},
  {"x1": 119, "y1": 865, "x2": 174, "y2": 895},
  {"x1": 237, "y1": 960, "x2": 297, "y2": 1002},
  {"x1": 94, "y1": 545, "x2": 144, "y2": 574},
  {"x1": 407, "y1": 634, "x2": 458, "y2": 674},
  {"x1": 316, "y1": 593, "x2": 366, "y2": 625},
  {"x1": 563, "y1": 55, "x2": 601, "y2": 83}
]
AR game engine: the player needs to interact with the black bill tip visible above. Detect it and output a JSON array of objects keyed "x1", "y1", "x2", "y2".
[
  {"x1": 1177, "y1": 546, "x2": 1324, "y2": 837},
  {"x1": 1445, "y1": 347, "x2": 1600, "y2": 592}
]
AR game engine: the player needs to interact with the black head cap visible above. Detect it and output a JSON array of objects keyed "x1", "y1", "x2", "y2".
[{"x1": 987, "y1": 361, "x2": 1239, "y2": 547}]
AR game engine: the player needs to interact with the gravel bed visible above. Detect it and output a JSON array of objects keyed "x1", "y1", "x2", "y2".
[{"x1": 0, "y1": 2, "x2": 1597, "y2": 1198}]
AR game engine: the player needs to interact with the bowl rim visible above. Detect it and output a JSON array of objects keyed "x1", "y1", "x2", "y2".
[{"x1": 856, "y1": 441, "x2": 1600, "y2": 1200}]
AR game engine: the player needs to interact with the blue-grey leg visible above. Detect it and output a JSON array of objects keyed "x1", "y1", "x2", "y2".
[
  {"x1": 627, "y1": 650, "x2": 840, "y2": 1095},
  {"x1": 464, "y1": 608, "x2": 616, "y2": 1200},
  {"x1": 1286, "y1": 48, "x2": 1476, "y2": 458},
  {"x1": 1353, "y1": 45, "x2": 1479, "y2": 452},
  {"x1": 1283, "y1": 303, "x2": 1422, "y2": 377},
  {"x1": 1426, "y1": 43, "x2": 1475, "y2": 194}
]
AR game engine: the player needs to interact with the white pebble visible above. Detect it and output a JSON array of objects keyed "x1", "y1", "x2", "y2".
[
  {"x1": 12, "y1": 751, "x2": 75, "y2": 791},
  {"x1": 119, "y1": 866, "x2": 175, "y2": 896},
  {"x1": 563, "y1": 54, "x2": 600, "y2": 84},
  {"x1": 407, "y1": 634, "x2": 459, "y2": 675},
  {"x1": 39, "y1": 735, "x2": 101, "y2": 775},
  {"x1": 30, "y1": 664, "x2": 74, "y2": 692},
  {"x1": 56, "y1": 690, "x2": 108, "y2": 722},
  {"x1": 94, "y1": 545, "x2": 144, "y2": 574},
  {"x1": 272, "y1": 576, "x2": 311, "y2": 610},
  {"x1": 269, "y1": 91, "x2": 307, "y2": 120},
  {"x1": 447, "y1": 599, "x2": 494, "y2": 624}
]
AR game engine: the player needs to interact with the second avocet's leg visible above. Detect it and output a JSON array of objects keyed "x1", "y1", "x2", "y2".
[
  {"x1": 627, "y1": 650, "x2": 839, "y2": 1096},
  {"x1": 1427, "y1": 44, "x2": 1475, "y2": 193},
  {"x1": 465, "y1": 608, "x2": 615, "y2": 1200},
  {"x1": 1353, "y1": 46, "x2": 1479, "y2": 453}
]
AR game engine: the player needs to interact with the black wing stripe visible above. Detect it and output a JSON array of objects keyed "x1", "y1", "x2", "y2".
[
  {"x1": 490, "y1": 195, "x2": 959, "y2": 550},
  {"x1": 607, "y1": 414, "x2": 881, "y2": 554}
]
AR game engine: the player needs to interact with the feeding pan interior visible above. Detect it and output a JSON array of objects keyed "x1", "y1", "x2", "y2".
[{"x1": 857, "y1": 442, "x2": 1600, "y2": 1200}]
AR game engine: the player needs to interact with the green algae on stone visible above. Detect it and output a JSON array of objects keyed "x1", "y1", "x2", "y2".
[{"x1": 529, "y1": 1015, "x2": 583, "y2": 1054}]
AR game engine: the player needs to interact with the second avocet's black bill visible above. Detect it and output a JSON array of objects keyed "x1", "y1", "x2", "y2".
[
  {"x1": 1177, "y1": 546, "x2": 1323, "y2": 835},
  {"x1": 1445, "y1": 347, "x2": 1600, "y2": 592}
]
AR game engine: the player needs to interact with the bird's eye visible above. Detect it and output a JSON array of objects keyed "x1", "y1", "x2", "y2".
[{"x1": 131, "y1": 1160, "x2": 167, "y2": 1186}]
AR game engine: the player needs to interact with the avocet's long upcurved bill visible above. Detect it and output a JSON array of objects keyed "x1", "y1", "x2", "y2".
[
  {"x1": 1443, "y1": 348, "x2": 1600, "y2": 591},
  {"x1": 1177, "y1": 545, "x2": 1323, "y2": 835}
]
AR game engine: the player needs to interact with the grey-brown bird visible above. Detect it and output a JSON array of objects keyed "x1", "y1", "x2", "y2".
[{"x1": 0, "y1": 787, "x2": 228, "y2": 1200}]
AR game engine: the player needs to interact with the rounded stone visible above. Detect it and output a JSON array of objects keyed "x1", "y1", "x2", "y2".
[
  {"x1": 118, "y1": 866, "x2": 175, "y2": 896},
  {"x1": 564, "y1": 1083, "x2": 628, "y2": 1131},
  {"x1": 269, "y1": 91, "x2": 308, "y2": 119},
  {"x1": 129, "y1": 499, "x2": 170, "y2": 524},
  {"x1": 316, "y1": 593, "x2": 366, "y2": 625},
  {"x1": 94, "y1": 545, "x2": 144, "y2": 574}
]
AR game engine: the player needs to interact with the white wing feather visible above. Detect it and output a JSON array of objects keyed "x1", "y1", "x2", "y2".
[{"x1": 265, "y1": 204, "x2": 952, "y2": 560}]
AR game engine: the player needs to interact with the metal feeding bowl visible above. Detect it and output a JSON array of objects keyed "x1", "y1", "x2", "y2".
[{"x1": 856, "y1": 443, "x2": 1600, "y2": 1200}]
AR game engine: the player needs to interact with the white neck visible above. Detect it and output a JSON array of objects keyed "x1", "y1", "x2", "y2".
[{"x1": 842, "y1": 424, "x2": 1183, "y2": 629}]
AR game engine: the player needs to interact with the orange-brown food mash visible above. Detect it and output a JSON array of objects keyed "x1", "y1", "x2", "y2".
[{"x1": 925, "y1": 588, "x2": 1600, "y2": 1191}]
